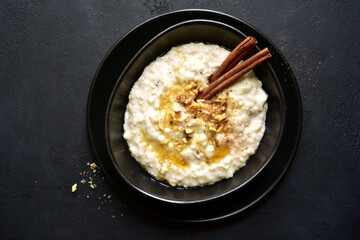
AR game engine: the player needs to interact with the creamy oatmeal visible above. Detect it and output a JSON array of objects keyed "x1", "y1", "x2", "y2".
[{"x1": 123, "y1": 43, "x2": 268, "y2": 187}]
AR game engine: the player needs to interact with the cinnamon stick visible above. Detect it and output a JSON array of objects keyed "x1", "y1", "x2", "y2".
[
  {"x1": 209, "y1": 36, "x2": 258, "y2": 83},
  {"x1": 199, "y1": 48, "x2": 271, "y2": 100}
]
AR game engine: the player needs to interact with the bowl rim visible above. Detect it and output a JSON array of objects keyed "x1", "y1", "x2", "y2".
[{"x1": 105, "y1": 18, "x2": 286, "y2": 204}]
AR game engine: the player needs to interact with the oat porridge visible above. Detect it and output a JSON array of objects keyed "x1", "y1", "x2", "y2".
[{"x1": 123, "y1": 42, "x2": 268, "y2": 187}]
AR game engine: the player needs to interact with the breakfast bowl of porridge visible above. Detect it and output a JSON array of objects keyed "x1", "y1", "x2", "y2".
[{"x1": 105, "y1": 19, "x2": 285, "y2": 203}]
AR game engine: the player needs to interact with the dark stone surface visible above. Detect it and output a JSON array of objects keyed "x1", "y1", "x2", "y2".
[{"x1": 0, "y1": 1, "x2": 359, "y2": 239}]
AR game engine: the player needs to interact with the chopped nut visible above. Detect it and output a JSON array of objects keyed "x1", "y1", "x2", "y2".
[
  {"x1": 185, "y1": 85, "x2": 192, "y2": 90},
  {"x1": 71, "y1": 183, "x2": 77, "y2": 192},
  {"x1": 214, "y1": 113, "x2": 226, "y2": 122},
  {"x1": 190, "y1": 101, "x2": 199, "y2": 108},
  {"x1": 209, "y1": 127, "x2": 217, "y2": 132},
  {"x1": 185, "y1": 81, "x2": 197, "y2": 90},
  {"x1": 80, "y1": 179, "x2": 86, "y2": 184},
  {"x1": 90, "y1": 163, "x2": 98, "y2": 169},
  {"x1": 184, "y1": 98, "x2": 192, "y2": 105},
  {"x1": 185, "y1": 127, "x2": 193, "y2": 134},
  {"x1": 158, "y1": 121, "x2": 165, "y2": 130},
  {"x1": 202, "y1": 110, "x2": 210, "y2": 115},
  {"x1": 216, "y1": 125, "x2": 224, "y2": 132}
]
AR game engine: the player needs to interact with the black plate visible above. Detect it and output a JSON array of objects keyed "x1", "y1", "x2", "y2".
[
  {"x1": 106, "y1": 19, "x2": 285, "y2": 203},
  {"x1": 87, "y1": 9, "x2": 302, "y2": 222}
]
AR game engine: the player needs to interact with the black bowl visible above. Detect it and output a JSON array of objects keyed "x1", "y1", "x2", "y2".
[{"x1": 106, "y1": 19, "x2": 285, "y2": 204}]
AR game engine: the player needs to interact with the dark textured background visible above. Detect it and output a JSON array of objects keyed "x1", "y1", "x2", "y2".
[{"x1": 1, "y1": 1, "x2": 359, "y2": 239}]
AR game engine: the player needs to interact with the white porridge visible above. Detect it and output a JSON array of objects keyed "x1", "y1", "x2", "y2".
[{"x1": 123, "y1": 43, "x2": 268, "y2": 187}]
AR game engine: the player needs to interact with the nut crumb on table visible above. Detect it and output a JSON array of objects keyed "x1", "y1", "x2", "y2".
[
  {"x1": 71, "y1": 162, "x2": 123, "y2": 219},
  {"x1": 71, "y1": 183, "x2": 77, "y2": 192}
]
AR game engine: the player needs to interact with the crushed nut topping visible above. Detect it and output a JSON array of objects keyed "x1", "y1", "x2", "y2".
[
  {"x1": 173, "y1": 81, "x2": 231, "y2": 138},
  {"x1": 158, "y1": 80, "x2": 231, "y2": 139}
]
